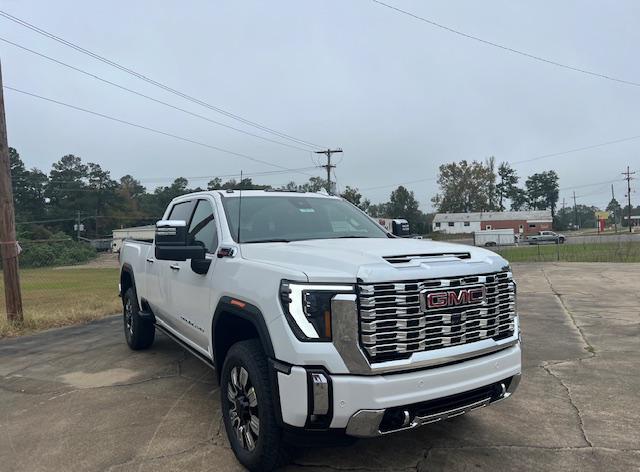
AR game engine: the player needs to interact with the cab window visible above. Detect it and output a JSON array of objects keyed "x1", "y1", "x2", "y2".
[
  {"x1": 188, "y1": 200, "x2": 218, "y2": 252},
  {"x1": 167, "y1": 200, "x2": 195, "y2": 222}
]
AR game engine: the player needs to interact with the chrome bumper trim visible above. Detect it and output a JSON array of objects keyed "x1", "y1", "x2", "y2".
[
  {"x1": 310, "y1": 372, "x2": 329, "y2": 416},
  {"x1": 345, "y1": 374, "x2": 521, "y2": 438},
  {"x1": 492, "y1": 372, "x2": 521, "y2": 404}
]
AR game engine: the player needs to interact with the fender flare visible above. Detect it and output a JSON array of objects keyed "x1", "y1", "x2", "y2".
[
  {"x1": 120, "y1": 263, "x2": 136, "y2": 298},
  {"x1": 211, "y1": 296, "x2": 276, "y2": 373}
]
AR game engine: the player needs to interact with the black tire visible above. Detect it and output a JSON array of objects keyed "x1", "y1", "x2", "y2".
[
  {"x1": 123, "y1": 287, "x2": 155, "y2": 350},
  {"x1": 221, "y1": 339, "x2": 290, "y2": 471}
]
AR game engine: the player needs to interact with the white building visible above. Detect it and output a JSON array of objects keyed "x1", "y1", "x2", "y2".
[{"x1": 432, "y1": 210, "x2": 553, "y2": 235}]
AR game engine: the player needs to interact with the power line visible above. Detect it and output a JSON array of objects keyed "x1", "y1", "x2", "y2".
[
  {"x1": 371, "y1": 0, "x2": 640, "y2": 88},
  {"x1": 511, "y1": 135, "x2": 640, "y2": 165},
  {"x1": 0, "y1": 10, "x2": 326, "y2": 150},
  {"x1": 360, "y1": 177, "x2": 437, "y2": 192},
  {"x1": 558, "y1": 178, "x2": 621, "y2": 192},
  {"x1": 3, "y1": 85, "x2": 315, "y2": 177},
  {"x1": 0, "y1": 37, "x2": 316, "y2": 153},
  {"x1": 360, "y1": 133, "x2": 640, "y2": 194}
]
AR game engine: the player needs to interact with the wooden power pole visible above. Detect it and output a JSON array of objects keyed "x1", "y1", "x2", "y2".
[
  {"x1": 622, "y1": 166, "x2": 636, "y2": 233},
  {"x1": 315, "y1": 148, "x2": 342, "y2": 194},
  {"x1": 0, "y1": 60, "x2": 24, "y2": 322}
]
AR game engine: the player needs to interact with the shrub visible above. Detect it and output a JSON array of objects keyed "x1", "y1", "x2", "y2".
[{"x1": 17, "y1": 238, "x2": 97, "y2": 268}]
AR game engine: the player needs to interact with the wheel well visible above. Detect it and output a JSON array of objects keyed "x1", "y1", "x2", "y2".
[
  {"x1": 120, "y1": 270, "x2": 133, "y2": 298},
  {"x1": 213, "y1": 312, "x2": 261, "y2": 378}
]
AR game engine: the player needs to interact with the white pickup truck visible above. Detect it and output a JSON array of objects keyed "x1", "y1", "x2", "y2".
[{"x1": 119, "y1": 190, "x2": 521, "y2": 471}]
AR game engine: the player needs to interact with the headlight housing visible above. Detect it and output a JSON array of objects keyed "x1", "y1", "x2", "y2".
[{"x1": 279, "y1": 281, "x2": 354, "y2": 341}]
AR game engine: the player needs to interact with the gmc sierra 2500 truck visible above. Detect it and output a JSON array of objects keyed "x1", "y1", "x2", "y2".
[{"x1": 119, "y1": 190, "x2": 521, "y2": 471}]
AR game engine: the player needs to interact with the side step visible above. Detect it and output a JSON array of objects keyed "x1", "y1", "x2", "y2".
[{"x1": 154, "y1": 323, "x2": 215, "y2": 370}]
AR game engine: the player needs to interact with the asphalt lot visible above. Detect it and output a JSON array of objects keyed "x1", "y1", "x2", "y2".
[{"x1": 1, "y1": 263, "x2": 639, "y2": 471}]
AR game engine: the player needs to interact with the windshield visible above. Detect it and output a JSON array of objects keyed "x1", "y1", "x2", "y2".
[{"x1": 221, "y1": 195, "x2": 388, "y2": 243}]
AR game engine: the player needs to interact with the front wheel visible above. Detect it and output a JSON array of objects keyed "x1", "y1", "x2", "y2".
[{"x1": 221, "y1": 339, "x2": 290, "y2": 471}]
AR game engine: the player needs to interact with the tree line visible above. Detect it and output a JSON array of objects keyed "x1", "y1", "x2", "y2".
[
  {"x1": 431, "y1": 158, "x2": 561, "y2": 217},
  {"x1": 9, "y1": 147, "x2": 638, "y2": 241}
]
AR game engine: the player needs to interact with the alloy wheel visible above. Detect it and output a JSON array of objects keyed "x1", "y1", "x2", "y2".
[
  {"x1": 227, "y1": 366, "x2": 260, "y2": 451},
  {"x1": 124, "y1": 298, "x2": 134, "y2": 338}
]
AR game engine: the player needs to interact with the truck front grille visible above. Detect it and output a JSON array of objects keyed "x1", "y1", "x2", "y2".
[{"x1": 357, "y1": 271, "x2": 516, "y2": 362}]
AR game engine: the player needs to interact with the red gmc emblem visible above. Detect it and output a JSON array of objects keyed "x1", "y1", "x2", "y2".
[{"x1": 422, "y1": 286, "x2": 486, "y2": 310}]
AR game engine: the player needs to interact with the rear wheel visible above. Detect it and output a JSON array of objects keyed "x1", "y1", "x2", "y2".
[
  {"x1": 221, "y1": 339, "x2": 290, "y2": 471},
  {"x1": 123, "y1": 287, "x2": 155, "y2": 350}
]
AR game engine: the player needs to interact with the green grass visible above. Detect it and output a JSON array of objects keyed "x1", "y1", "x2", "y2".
[
  {"x1": 0, "y1": 267, "x2": 121, "y2": 337},
  {"x1": 490, "y1": 241, "x2": 640, "y2": 263}
]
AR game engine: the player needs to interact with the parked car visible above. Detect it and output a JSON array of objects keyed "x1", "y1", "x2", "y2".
[
  {"x1": 525, "y1": 231, "x2": 566, "y2": 244},
  {"x1": 119, "y1": 190, "x2": 521, "y2": 471}
]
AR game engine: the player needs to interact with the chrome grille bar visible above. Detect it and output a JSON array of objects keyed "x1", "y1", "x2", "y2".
[{"x1": 357, "y1": 271, "x2": 516, "y2": 361}]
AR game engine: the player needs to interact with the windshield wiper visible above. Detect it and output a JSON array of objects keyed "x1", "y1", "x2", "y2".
[
  {"x1": 335, "y1": 235, "x2": 370, "y2": 239},
  {"x1": 242, "y1": 238, "x2": 291, "y2": 244}
]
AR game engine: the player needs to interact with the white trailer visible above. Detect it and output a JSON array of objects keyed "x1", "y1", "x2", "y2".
[
  {"x1": 473, "y1": 229, "x2": 516, "y2": 247},
  {"x1": 111, "y1": 225, "x2": 156, "y2": 253}
]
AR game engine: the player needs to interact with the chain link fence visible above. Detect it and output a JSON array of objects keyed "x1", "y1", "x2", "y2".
[
  {"x1": 488, "y1": 239, "x2": 640, "y2": 263},
  {"x1": 0, "y1": 239, "x2": 121, "y2": 337}
]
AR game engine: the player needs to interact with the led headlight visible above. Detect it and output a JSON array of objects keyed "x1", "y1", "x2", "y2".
[{"x1": 279, "y1": 281, "x2": 354, "y2": 341}]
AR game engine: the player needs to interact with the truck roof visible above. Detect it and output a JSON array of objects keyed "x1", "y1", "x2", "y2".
[{"x1": 172, "y1": 189, "x2": 341, "y2": 200}]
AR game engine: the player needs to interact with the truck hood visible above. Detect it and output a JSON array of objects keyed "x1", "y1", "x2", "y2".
[{"x1": 240, "y1": 238, "x2": 509, "y2": 283}]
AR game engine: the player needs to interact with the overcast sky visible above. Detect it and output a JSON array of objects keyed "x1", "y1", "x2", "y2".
[{"x1": 1, "y1": 0, "x2": 639, "y2": 210}]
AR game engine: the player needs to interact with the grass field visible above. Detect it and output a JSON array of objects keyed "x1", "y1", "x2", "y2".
[
  {"x1": 0, "y1": 268, "x2": 120, "y2": 337},
  {"x1": 491, "y1": 241, "x2": 640, "y2": 262}
]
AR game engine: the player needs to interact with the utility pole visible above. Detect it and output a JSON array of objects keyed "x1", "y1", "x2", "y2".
[
  {"x1": 315, "y1": 148, "x2": 342, "y2": 194},
  {"x1": 572, "y1": 191, "x2": 578, "y2": 229},
  {"x1": 622, "y1": 166, "x2": 636, "y2": 233},
  {"x1": 76, "y1": 211, "x2": 81, "y2": 241},
  {"x1": 0, "y1": 60, "x2": 24, "y2": 323},
  {"x1": 611, "y1": 184, "x2": 618, "y2": 233}
]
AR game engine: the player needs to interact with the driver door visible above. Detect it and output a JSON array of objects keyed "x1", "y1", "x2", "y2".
[{"x1": 167, "y1": 198, "x2": 219, "y2": 354}]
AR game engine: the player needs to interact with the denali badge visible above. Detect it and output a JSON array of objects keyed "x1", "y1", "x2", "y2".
[{"x1": 420, "y1": 285, "x2": 486, "y2": 311}]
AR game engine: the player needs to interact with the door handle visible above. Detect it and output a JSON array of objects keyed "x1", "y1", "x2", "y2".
[
  {"x1": 170, "y1": 264, "x2": 180, "y2": 271},
  {"x1": 146, "y1": 258, "x2": 154, "y2": 263}
]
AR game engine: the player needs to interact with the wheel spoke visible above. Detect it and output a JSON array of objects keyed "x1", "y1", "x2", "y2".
[
  {"x1": 249, "y1": 415, "x2": 260, "y2": 436},
  {"x1": 243, "y1": 427, "x2": 256, "y2": 451},
  {"x1": 246, "y1": 387, "x2": 257, "y2": 408},
  {"x1": 239, "y1": 367, "x2": 249, "y2": 390},
  {"x1": 230, "y1": 409, "x2": 240, "y2": 426},
  {"x1": 231, "y1": 367, "x2": 240, "y2": 390},
  {"x1": 227, "y1": 383, "x2": 237, "y2": 402}
]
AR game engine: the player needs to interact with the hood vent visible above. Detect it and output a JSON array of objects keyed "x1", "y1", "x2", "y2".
[{"x1": 383, "y1": 253, "x2": 471, "y2": 264}]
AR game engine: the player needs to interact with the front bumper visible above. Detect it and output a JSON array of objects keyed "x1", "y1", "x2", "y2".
[{"x1": 276, "y1": 342, "x2": 521, "y2": 436}]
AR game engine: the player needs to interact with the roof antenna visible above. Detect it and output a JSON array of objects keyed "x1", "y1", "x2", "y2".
[{"x1": 237, "y1": 170, "x2": 243, "y2": 243}]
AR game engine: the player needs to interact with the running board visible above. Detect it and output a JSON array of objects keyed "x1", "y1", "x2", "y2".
[{"x1": 155, "y1": 324, "x2": 215, "y2": 370}]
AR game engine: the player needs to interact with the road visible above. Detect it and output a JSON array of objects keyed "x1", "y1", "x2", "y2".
[{"x1": 1, "y1": 263, "x2": 639, "y2": 471}]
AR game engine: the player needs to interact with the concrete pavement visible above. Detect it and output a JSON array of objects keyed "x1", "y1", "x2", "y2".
[{"x1": 1, "y1": 263, "x2": 639, "y2": 471}]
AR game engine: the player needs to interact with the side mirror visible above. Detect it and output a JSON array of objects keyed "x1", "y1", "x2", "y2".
[{"x1": 154, "y1": 220, "x2": 205, "y2": 261}]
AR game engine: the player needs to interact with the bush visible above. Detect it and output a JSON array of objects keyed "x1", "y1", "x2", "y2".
[{"x1": 17, "y1": 238, "x2": 97, "y2": 268}]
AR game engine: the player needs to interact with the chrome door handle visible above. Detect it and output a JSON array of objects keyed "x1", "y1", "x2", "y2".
[
  {"x1": 170, "y1": 264, "x2": 180, "y2": 271},
  {"x1": 146, "y1": 258, "x2": 154, "y2": 263}
]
